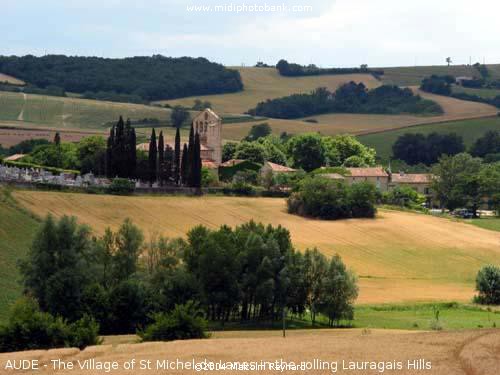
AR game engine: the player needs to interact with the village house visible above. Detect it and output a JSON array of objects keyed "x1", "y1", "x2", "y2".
[
  {"x1": 389, "y1": 172, "x2": 432, "y2": 195},
  {"x1": 260, "y1": 161, "x2": 297, "y2": 177},
  {"x1": 345, "y1": 167, "x2": 390, "y2": 192}
]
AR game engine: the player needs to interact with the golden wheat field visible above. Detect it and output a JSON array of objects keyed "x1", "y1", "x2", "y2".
[
  {"x1": 155, "y1": 67, "x2": 381, "y2": 114},
  {"x1": 1, "y1": 329, "x2": 498, "y2": 374},
  {"x1": 0, "y1": 126, "x2": 104, "y2": 147},
  {"x1": 13, "y1": 192, "x2": 500, "y2": 304}
]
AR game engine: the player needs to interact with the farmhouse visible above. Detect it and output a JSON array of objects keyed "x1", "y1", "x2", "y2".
[
  {"x1": 260, "y1": 161, "x2": 297, "y2": 177},
  {"x1": 346, "y1": 167, "x2": 390, "y2": 192},
  {"x1": 137, "y1": 108, "x2": 223, "y2": 166},
  {"x1": 389, "y1": 172, "x2": 432, "y2": 195}
]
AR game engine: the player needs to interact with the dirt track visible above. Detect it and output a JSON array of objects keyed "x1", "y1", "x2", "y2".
[{"x1": 0, "y1": 329, "x2": 498, "y2": 374}]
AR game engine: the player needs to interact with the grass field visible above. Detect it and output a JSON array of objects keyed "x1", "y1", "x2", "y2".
[
  {"x1": 452, "y1": 85, "x2": 500, "y2": 99},
  {"x1": 380, "y1": 64, "x2": 500, "y2": 86},
  {"x1": 0, "y1": 192, "x2": 40, "y2": 323},
  {"x1": 358, "y1": 116, "x2": 500, "y2": 162},
  {"x1": 0, "y1": 125, "x2": 104, "y2": 147},
  {"x1": 12, "y1": 191, "x2": 500, "y2": 305},
  {"x1": 0, "y1": 91, "x2": 171, "y2": 130},
  {"x1": 155, "y1": 67, "x2": 381, "y2": 114},
  {"x1": 465, "y1": 217, "x2": 500, "y2": 233},
  {"x1": 1, "y1": 328, "x2": 498, "y2": 374}
]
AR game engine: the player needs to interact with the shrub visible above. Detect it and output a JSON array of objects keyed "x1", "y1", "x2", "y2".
[
  {"x1": 0, "y1": 298, "x2": 100, "y2": 353},
  {"x1": 287, "y1": 177, "x2": 376, "y2": 220},
  {"x1": 474, "y1": 265, "x2": 500, "y2": 305},
  {"x1": 107, "y1": 178, "x2": 135, "y2": 195},
  {"x1": 139, "y1": 301, "x2": 208, "y2": 342},
  {"x1": 382, "y1": 186, "x2": 426, "y2": 208}
]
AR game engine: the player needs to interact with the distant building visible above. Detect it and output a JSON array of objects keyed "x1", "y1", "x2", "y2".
[
  {"x1": 260, "y1": 161, "x2": 297, "y2": 176},
  {"x1": 137, "y1": 108, "x2": 223, "y2": 166},
  {"x1": 389, "y1": 172, "x2": 432, "y2": 195},
  {"x1": 346, "y1": 167, "x2": 390, "y2": 192},
  {"x1": 4, "y1": 154, "x2": 25, "y2": 162},
  {"x1": 455, "y1": 76, "x2": 475, "y2": 86}
]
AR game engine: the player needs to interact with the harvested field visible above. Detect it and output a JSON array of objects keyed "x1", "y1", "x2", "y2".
[
  {"x1": 0, "y1": 73, "x2": 24, "y2": 86},
  {"x1": 156, "y1": 67, "x2": 381, "y2": 114},
  {"x1": 219, "y1": 88, "x2": 498, "y2": 141},
  {"x1": 13, "y1": 192, "x2": 500, "y2": 304},
  {"x1": 0, "y1": 126, "x2": 104, "y2": 147},
  {"x1": 1, "y1": 329, "x2": 498, "y2": 374}
]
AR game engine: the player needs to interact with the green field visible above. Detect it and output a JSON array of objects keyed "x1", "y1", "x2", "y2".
[
  {"x1": 0, "y1": 190, "x2": 40, "y2": 323},
  {"x1": 452, "y1": 85, "x2": 500, "y2": 99},
  {"x1": 359, "y1": 116, "x2": 500, "y2": 162},
  {"x1": 0, "y1": 91, "x2": 172, "y2": 130},
  {"x1": 380, "y1": 64, "x2": 500, "y2": 86},
  {"x1": 465, "y1": 217, "x2": 500, "y2": 232}
]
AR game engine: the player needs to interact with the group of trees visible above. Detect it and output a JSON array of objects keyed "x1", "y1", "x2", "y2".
[
  {"x1": 275, "y1": 59, "x2": 384, "y2": 77},
  {"x1": 105, "y1": 117, "x2": 137, "y2": 178},
  {"x1": 420, "y1": 75, "x2": 500, "y2": 109},
  {"x1": 432, "y1": 153, "x2": 500, "y2": 216},
  {"x1": 248, "y1": 83, "x2": 442, "y2": 119},
  {"x1": 0, "y1": 215, "x2": 358, "y2": 352},
  {"x1": 392, "y1": 132, "x2": 465, "y2": 165},
  {"x1": 287, "y1": 176, "x2": 378, "y2": 220},
  {"x1": 0, "y1": 55, "x2": 243, "y2": 102},
  {"x1": 147, "y1": 126, "x2": 202, "y2": 188},
  {"x1": 393, "y1": 130, "x2": 500, "y2": 167},
  {"x1": 223, "y1": 132, "x2": 376, "y2": 173}
]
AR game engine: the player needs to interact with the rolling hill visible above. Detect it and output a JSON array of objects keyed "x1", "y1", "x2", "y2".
[{"x1": 12, "y1": 191, "x2": 500, "y2": 305}]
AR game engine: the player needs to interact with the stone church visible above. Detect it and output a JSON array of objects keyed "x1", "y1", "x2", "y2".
[{"x1": 137, "y1": 108, "x2": 222, "y2": 166}]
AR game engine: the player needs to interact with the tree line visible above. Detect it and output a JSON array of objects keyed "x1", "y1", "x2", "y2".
[
  {"x1": 276, "y1": 59, "x2": 384, "y2": 78},
  {"x1": 0, "y1": 55, "x2": 243, "y2": 101},
  {"x1": 248, "y1": 83, "x2": 442, "y2": 119},
  {"x1": 0, "y1": 215, "x2": 358, "y2": 352}
]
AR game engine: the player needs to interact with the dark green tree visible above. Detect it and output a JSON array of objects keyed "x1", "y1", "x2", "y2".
[
  {"x1": 158, "y1": 131, "x2": 165, "y2": 185},
  {"x1": 181, "y1": 143, "x2": 189, "y2": 185},
  {"x1": 174, "y1": 127, "x2": 181, "y2": 185},
  {"x1": 53, "y1": 132, "x2": 61, "y2": 146},
  {"x1": 193, "y1": 132, "x2": 202, "y2": 189},
  {"x1": 148, "y1": 129, "x2": 157, "y2": 185},
  {"x1": 171, "y1": 106, "x2": 190, "y2": 128},
  {"x1": 106, "y1": 126, "x2": 115, "y2": 177}
]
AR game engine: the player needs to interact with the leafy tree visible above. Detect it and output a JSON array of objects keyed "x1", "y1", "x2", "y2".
[
  {"x1": 432, "y1": 153, "x2": 483, "y2": 214},
  {"x1": 471, "y1": 130, "x2": 500, "y2": 158},
  {"x1": 27, "y1": 142, "x2": 79, "y2": 170},
  {"x1": 53, "y1": 132, "x2": 61, "y2": 146},
  {"x1": 318, "y1": 255, "x2": 358, "y2": 327},
  {"x1": 420, "y1": 75, "x2": 453, "y2": 95},
  {"x1": 322, "y1": 134, "x2": 376, "y2": 166},
  {"x1": 382, "y1": 186, "x2": 426, "y2": 208},
  {"x1": 139, "y1": 301, "x2": 208, "y2": 342},
  {"x1": 19, "y1": 215, "x2": 94, "y2": 322},
  {"x1": 446, "y1": 57, "x2": 452, "y2": 66},
  {"x1": 393, "y1": 132, "x2": 465, "y2": 165},
  {"x1": 303, "y1": 248, "x2": 328, "y2": 325},
  {"x1": 234, "y1": 141, "x2": 267, "y2": 164},
  {"x1": 286, "y1": 133, "x2": 325, "y2": 171},
  {"x1": 474, "y1": 265, "x2": 500, "y2": 305},
  {"x1": 171, "y1": 106, "x2": 190, "y2": 128},
  {"x1": 112, "y1": 219, "x2": 144, "y2": 282},
  {"x1": 222, "y1": 142, "x2": 238, "y2": 162},
  {"x1": 5, "y1": 139, "x2": 50, "y2": 155},
  {"x1": 244, "y1": 123, "x2": 272, "y2": 141},
  {"x1": 78, "y1": 136, "x2": 106, "y2": 175}
]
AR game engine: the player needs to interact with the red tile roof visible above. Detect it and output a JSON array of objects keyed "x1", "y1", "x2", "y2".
[
  {"x1": 391, "y1": 173, "x2": 432, "y2": 184},
  {"x1": 202, "y1": 160, "x2": 218, "y2": 169},
  {"x1": 264, "y1": 162, "x2": 297, "y2": 173},
  {"x1": 347, "y1": 167, "x2": 389, "y2": 177}
]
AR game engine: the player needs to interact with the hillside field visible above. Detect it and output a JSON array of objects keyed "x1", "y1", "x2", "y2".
[
  {"x1": 156, "y1": 67, "x2": 381, "y2": 114},
  {"x1": 380, "y1": 63, "x2": 500, "y2": 86},
  {"x1": 0, "y1": 91, "x2": 171, "y2": 130},
  {"x1": 1, "y1": 328, "x2": 498, "y2": 374},
  {"x1": 0, "y1": 73, "x2": 24, "y2": 86},
  {"x1": 0, "y1": 193, "x2": 40, "y2": 323},
  {"x1": 13, "y1": 191, "x2": 500, "y2": 305},
  {"x1": 220, "y1": 89, "x2": 498, "y2": 140},
  {"x1": 359, "y1": 116, "x2": 500, "y2": 162}
]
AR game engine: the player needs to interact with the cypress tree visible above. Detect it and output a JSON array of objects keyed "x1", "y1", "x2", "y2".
[
  {"x1": 174, "y1": 127, "x2": 181, "y2": 185},
  {"x1": 187, "y1": 125, "x2": 195, "y2": 186},
  {"x1": 114, "y1": 116, "x2": 125, "y2": 177},
  {"x1": 53, "y1": 132, "x2": 61, "y2": 146},
  {"x1": 148, "y1": 129, "x2": 157, "y2": 185},
  {"x1": 193, "y1": 132, "x2": 202, "y2": 189},
  {"x1": 181, "y1": 143, "x2": 189, "y2": 185},
  {"x1": 106, "y1": 125, "x2": 115, "y2": 177},
  {"x1": 129, "y1": 127, "x2": 137, "y2": 179},
  {"x1": 158, "y1": 131, "x2": 165, "y2": 185},
  {"x1": 164, "y1": 145, "x2": 174, "y2": 183}
]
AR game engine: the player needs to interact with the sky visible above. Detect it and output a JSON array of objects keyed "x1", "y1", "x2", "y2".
[{"x1": 2, "y1": 0, "x2": 500, "y2": 68}]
